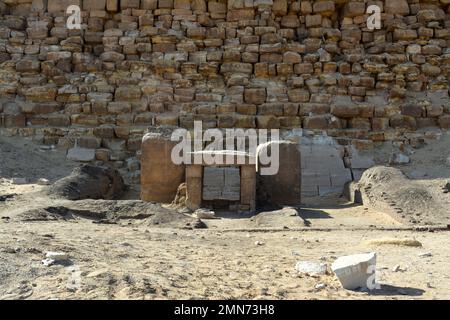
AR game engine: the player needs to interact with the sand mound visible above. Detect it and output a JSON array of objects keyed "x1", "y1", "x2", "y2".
[
  {"x1": 355, "y1": 166, "x2": 450, "y2": 225},
  {"x1": 46, "y1": 165, "x2": 125, "y2": 200}
]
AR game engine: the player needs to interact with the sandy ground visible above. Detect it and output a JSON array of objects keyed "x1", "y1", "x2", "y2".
[
  {"x1": 1, "y1": 215, "x2": 449, "y2": 300},
  {"x1": 1, "y1": 134, "x2": 450, "y2": 300},
  {"x1": 1, "y1": 182, "x2": 449, "y2": 300}
]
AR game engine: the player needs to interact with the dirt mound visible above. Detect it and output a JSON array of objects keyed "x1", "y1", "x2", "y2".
[
  {"x1": 13, "y1": 199, "x2": 202, "y2": 228},
  {"x1": 356, "y1": 166, "x2": 450, "y2": 225},
  {"x1": 46, "y1": 165, "x2": 125, "y2": 200}
]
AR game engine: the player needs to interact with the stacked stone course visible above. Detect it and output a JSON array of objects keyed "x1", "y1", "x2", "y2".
[{"x1": 0, "y1": 0, "x2": 449, "y2": 184}]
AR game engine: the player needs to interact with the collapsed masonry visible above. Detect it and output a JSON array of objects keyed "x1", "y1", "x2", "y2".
[{"x1": 0, "y1": 0, "x2": 449, "y2": 199}]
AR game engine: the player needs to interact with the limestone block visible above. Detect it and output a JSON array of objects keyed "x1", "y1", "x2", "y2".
[
  {"x1": 106, "y1": 0, "x2": 119, "y2": 11},
  {"x1": 83, "y1": 0, "x2": 106, "y2": 10},
  {"x1": 16, "y1": 59, "x2": 40, "y2": 73},
  {"x1": 272, "y1": 0, "x2": 287, "y2": 16},
  {"x1": 141, "y1": 132, "x2": 185, "y2": 203},
  {"x1": 115, "y1": 86, "x2": 142, "y2": 102},
  {"x1": 385, "y1": 0, "x2": 409, "y2": 15},
  {"x1": 141, "y1": 0, "x2": 157, "y2": 9},
  {"x1": 312, "y1": 1, "x2": 334, "y2": 16},
  {"x1": 48, "y1": 0, "x2": 80, "y2": 12},
  {"x1": 332, "y1": 252, "x2": 377, "y2": 290},
  {"x1": 23, "y1": 85, "x2": 57, "y2": 102},
  {"x1": 343, "y1": 2, "x2": 365, "y2": 18},
  {"x1": 121, "y1": 0, "x2": 140, "y2": 9},
  {"x1": 244, "y1": 88, "x2": 266, "y2": 104}
]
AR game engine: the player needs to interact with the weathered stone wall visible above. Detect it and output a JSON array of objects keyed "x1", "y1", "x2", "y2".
[{"x1": 0, "y1": 0, "x2": 449, "y2": 187}]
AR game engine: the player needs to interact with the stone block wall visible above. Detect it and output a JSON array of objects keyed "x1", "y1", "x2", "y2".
[{"x1": 0, "y1": 0, "x2": 449, "y2": 187}]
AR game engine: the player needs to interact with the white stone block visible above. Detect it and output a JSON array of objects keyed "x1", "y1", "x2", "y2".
[{"x1": 331, "y1": 252, "x2": 377, "y2": 290}]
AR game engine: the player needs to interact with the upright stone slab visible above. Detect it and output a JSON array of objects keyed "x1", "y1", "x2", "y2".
[
  {"x1": 202, "y1": 167, "x2": 240, "y2": 201},
  {"x1": 185, "y1": 165, "x2": 202, "y2": 210},
  {"x1": 257, "y1": 140, "x2": 301, "y2": 206},
  {"x1": 140, "y1": 132, "x2": 185, "y2": 203}
]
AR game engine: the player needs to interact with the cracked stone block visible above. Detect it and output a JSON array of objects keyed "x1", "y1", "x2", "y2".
[{"x1": 332, "y1": 252, "x2": 377, "y2": 290}]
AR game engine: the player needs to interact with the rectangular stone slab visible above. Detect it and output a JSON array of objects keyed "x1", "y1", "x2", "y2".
[{"x1": 202, "y1": 167, "x2": 240, "y2": 201}]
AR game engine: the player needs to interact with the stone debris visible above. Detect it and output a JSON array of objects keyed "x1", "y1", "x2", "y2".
[
  {"x1": 192, "y1": 209, "x2": 217, "y2": 220},
  {"x1": 254, "y1": 241, "x2": 264, "y2": 246},
  {"x1": 37, "y1": 178, "x2": 51, "y2": 186},
  {"x1": 444, "y1": 183, "x2": 450, "y2": 194},
  {"x1": 418, "y1": 252, "x2": 433, "y2": 258},
  {"x1": 389, "y1": 153, "x2": 411, "y2": 165},
  {"x1": 331, "y1": 252, "x2": 377, "y2": 290},
  {"x1": 45, "y1": 251, "x2": 69, "y2": 260},
  {"x1": 392, "y1": 265, "x2": 406, "y2": 273},
  {"x1": 42, "y1": 251, "x2": 70, "y2": 266},
  {"x1": 314, "y1": 283, "x2": 326, "y2": 290},
  {"x1": 295, "y1": 261, "x2": 327, "y2": 276}
]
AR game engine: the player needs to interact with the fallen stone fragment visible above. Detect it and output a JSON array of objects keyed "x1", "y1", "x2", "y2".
[
  {"x1": 184, "y1": 219, "x2": 207, "y2": 229},
  {"x1": 444, "y1": 183, "x2": 450, "y2": 194},
  {"x1": 418, "y1": 252, "x2": 432, "y2": 258},
  {"x1": 45, "y1": 251, "x2": 68, "y2": 261},
  {"x1": 42, "y1": 251, "x2": 69, "y2": 266},
  {"x1": 315, "y1": 283, "x2": 326, "y2": 290},
  {"x1": 41, "y1": 258, "x2": 55, "y2": 266},
  {"x1": 331, "y1": 252, "x2": 377, "y2": 290},
  {"x1": 255, "y1": 241, "x2": 264, "y2": 246},
  {"x1": 295, "y1": 261, "x2": 327, "y2": 276},
  {"x1": 37, "y1": 178, "x2": 50, "y2": 185},
  {"x1": 193, "y1": 209, "x2": 217, "y2": 219},
  {"x1": 363, "y1": 238, "x2": 422, "y2": 247},
  {"x1": 389, "y1": 153, "x2": 410, "y2": 165}
]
